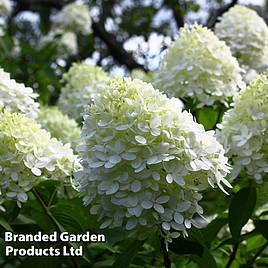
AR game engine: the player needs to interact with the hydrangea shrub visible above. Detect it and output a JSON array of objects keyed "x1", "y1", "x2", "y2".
[
  {"x1": 58, "y1": 63, "x2": 109, "y2": 121},
  {"x1": 215, "y1": 5, "x2": 268, "y2": 71},
  {"x1": 37, "y1": 106, "x2": 81, "y2": 150},
  {"x1": 217, "y1": 73, "x2": 268, "y2": 182},
  {"x1": 155, "y1": 24, "x2": 244, "y2": 107},
  {"x1": 74, "y1": 78, "x2": 231, "y2": 237},
  {"x1": 0, "y1": 110, "x2": 78, "y2": 206},
  {"x1": 0, "y1": 68, "x2": 39, "y2": 119}
]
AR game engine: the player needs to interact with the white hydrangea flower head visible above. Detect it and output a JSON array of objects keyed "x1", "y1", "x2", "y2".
[
  {"x1": 217, "y1": 73, "x2": 268, "y2": 183},
  {"x1": 0, "y1": 110, "x2": 79, "y2": 206},
  {"x1": 0, "y1": 0, "x2": 12, "y2": 16},
  {"x1": 215, "y1": 5, "x2": 268, "y2": 71},
  {"x1": 52, "y1": 2, "x2": 91, "y2": 35},
  {"x1": 40, "y1": 29, "x2": 78, "y2": 57},
  {"x1": 155, "y1": 24, "x2": 244, "y2": 108},
  {"x1": 0, "y1": 68, "x2": 39, "y2": 119},
  {"x1": 58, "y1": 63, "x2": 109, "y2": 121},
  {"x1": 37, "y1": 106, "x2": 81, "y2": 150},
  {"x1": 59, "y1": 31, "x2": 78, "y2": 56},
  {"x1": 74, "y1": 77, "x2": 231, "y2": 236}
]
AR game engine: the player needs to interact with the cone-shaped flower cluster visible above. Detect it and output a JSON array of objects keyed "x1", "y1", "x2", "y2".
[
  {"x1": 217, "y1": 73, "x2": 268, "y2": 182},
  {"x1": 74, "y1": 78, "x2": 231, "y2": 236},
  {"x1": 0, "y1": 68, "x2": 39, "y2": 119},
  {"x1": 155, "y1": 24, "x2": 244, "y2": 107},
  {"x1": 0, "y1": 0, "x2": 12, "y2": 16},
  {"x1": 58, "y1": 63, "x2": 109, "y2": 121},
  {"x1": 37, "y1": 106, "x2": 81, "y2": 150},
  {"x1": 215, "y1": 5, "x2": 268, "y2": 71},
  {"x1": 52, "y1": 2, "x2": 91, "y2": 35},
  {"x1": 0, "y1": 110, "x2": 78, "y2": 206}
]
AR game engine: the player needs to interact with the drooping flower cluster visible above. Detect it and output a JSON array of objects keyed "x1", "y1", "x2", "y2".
[
  {"x1": 215, "y1": 5, "x2": 268, "y2": 72},
  {"x1": 155, "y1": 24, "x2": 244, "y2": 107},
  {"x1": 0, "y1": 110, "x2": 78, "y2": 206},
  {"x1": 58, "y1": 63, "x2": 109, "y2": 121},
  {"x1": 0, "y1": 0, "x2": 12, "y2": 16},
  {"x1": 52, "y1": 2, "x2": 91, "y2": 35},
  {"x1": 0, "y1": 68, "x2": 39, "y2": 119},
  {"x1": 74, "y1": 78, "x2": 231, "y2": 236},
  {"x1": 217, "y1": 73, "x2": 268, "y2": 183},
  {"x1": 38, "y1": 106, "x2": 81, "y2": 150}
]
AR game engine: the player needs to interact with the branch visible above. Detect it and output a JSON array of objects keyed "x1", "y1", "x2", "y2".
[
  {"x1": 11, "y1": 0, "x2": 146, "y2": 71},
  {"x1": 225, "y1": 242, "x2": 239, "y2": 268},
  {"x1": 160, "y1": 237, "x2": 171, "y2": 268},
  {"x1": 247, "y1": 241, "x2": 268, "y2": 266},
  {"x1": 206, "y1": 0, "x2": 238, "y2": 29},
  {"x1": 92, "y1": 21, "x2": 146, "y2": 70},
  {"x1": 163, "y1": 0, "x2": 184, "y2": 29}
]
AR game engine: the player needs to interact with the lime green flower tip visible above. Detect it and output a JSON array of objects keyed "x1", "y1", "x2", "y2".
[
  {"x1": 37, "y1": 106, "x2": 81, "y2": 150},
  {"x1": 155, "y1": 24, "x2": 244, "y2": 107},
  {"x1": 0, "y1": 110, "x2": 79, "y2": 206},
  {"x1": 58, "y1": 62, "x2": 109, "y2": 121},
  {"x1": 74, "y1": 77, "x2": 231, "y2": 236},
  {"x1": 217, "y1": 73, "x2": 268, "y2": 182},
  {"x1": 215, "y1": 5, "x2": 268, "y2": 71}
]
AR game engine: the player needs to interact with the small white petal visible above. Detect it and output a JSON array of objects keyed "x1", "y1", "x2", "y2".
[
  {"x1": 135, "y1": 135, "x2": 147, "y2": 144},
  {"x1": 31, "y1": 167, "x2": 41, "y2": 176},
  {"x1": 153, "y1": 203, "x2": 165, "y2": 214}
]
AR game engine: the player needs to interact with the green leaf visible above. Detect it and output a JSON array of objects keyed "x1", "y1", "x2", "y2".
[
  {"x1": 1, "y1": 200, "x2": 20, "y2": 222},
  {"x1": 0, "y1": 217, "x2": 13, "y2": 231},
  {"x1": 192, "y1": 248, "x2": 218, "y2": 268},
  {"x1": 196, "y1": 107, "x2": 219, "y2": 130},
  {"x1": 112, "y1": 239, "x2": 145, "y2": 268},
  {"x1": 229, "y1": 187, "x2": 257, "y2": 241},
  {"x1": 0, "y1": 237, "x2": 5, "y2": 256},
  {"x1": 254, "y1": 220, "x2": 268, "y2": 240},
  {"x1": 169, "y1": 237, "x2": 203, "y2": 256},
  {"x1": 246, "y1": 234, "x2": 266, "y2": 252},
  {"x1": 170, "y1": 236, "x2": 217, "y2": 268},
  {"x1": 20, "y1": 257, "x2": 64, "y2": 268},
  {"x1": 51, "y1": 209, "x2": 84, "y2": 234},
  {"x1": 202, "y1": 217, "x2": 228, "y2": 247}
]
